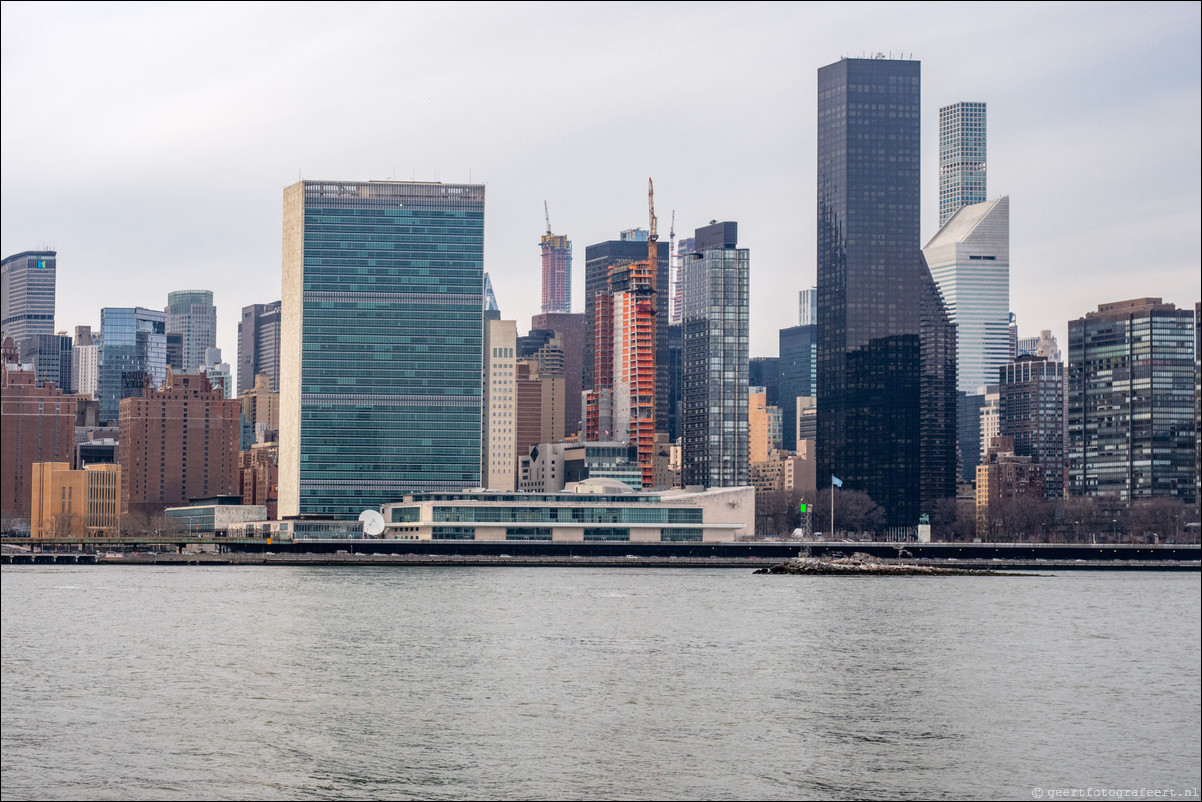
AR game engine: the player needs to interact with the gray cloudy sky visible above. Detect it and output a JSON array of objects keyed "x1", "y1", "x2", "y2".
[{"x1": 3, "y1": 2, "x2": 1199, "y2": 382}]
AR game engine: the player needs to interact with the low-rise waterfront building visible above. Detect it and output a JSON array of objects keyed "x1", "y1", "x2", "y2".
[
  {"x1": 30, "y1": 461, "x2": 121, "y2": 538},
  {"x1": 230, "y1": 483, "x2": 754, "y2": 543},
  {"x1": 164, "y1": 496, "x2": 267, "y2": 537},
  {"x1": 518, "y1": 441, "x2": 642, "y2": 492}
]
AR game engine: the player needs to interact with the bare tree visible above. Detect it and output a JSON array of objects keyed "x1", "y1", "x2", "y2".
[
  {"x1": 754, "y1": 488, "x2": 804, "y2": 538},
  {"x1": 813, "y1": 488, "x2": 886, "y2": 538},
  {"x1": 929, "y1": 496, "x2": 976, "y2": 542},
  {"x1": 1128, "y1": 497, "x2": 1196, "y2": 543}
]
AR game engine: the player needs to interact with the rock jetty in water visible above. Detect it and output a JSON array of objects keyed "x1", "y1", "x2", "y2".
[{"x1": 754, "y1": 554, "x2": 1010, "y2": 576}]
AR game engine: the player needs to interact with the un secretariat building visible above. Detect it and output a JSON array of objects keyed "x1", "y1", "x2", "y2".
[{"x1": 279, "y1": 180, "x2": 485, "y2": 519}]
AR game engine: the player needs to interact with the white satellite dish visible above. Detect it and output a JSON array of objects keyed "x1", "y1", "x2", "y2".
[{"x1": 359, "y1": 509, "x2": 386, "y2": 537}]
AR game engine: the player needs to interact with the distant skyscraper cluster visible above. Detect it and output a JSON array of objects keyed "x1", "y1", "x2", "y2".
[{"x1": 1, "y1": 53, "x2": 1197, "y2": 543}]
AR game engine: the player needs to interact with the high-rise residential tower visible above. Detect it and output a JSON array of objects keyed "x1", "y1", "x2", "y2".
[
  {"x1": 938, "y1": 101, "x2": 987, "y2": 229},
  {"x1": 483, "y1": 319, "x2": 518, "y2": 491},
  {"x1": 670, "y1": 236, "x2": 695, "y2": 325},
  {"x1": 531, "y1": 312, "x2": 586, "y2": 437},
  {"x1": 583, "y1": 234, "x2": 669, "y2": 429},
  {"x1": 584, "y1": 192, "x2": 663, "y2": 489},
  {"x1": 237, "y1": 301, "x2": 282, "y2": 394},
  {"x1": 539, "y1": 213, "x2": 572, "y2": 314},
  {"x1": 119, "y1": 371, "x2": 240, "y2": 516},
  {"x1": 1068, "y1": 298, "x2": 1196, "y2": 506},
  {"x1": 1, "y1": 250, "x2": 56, "y2": 347},
  {"x1": 816, "y1": 56, "x2": 957, "y2": 527},
  {"x1": 97, "y1": 307, "x2": 167, "y2": 423},
  {"x1": 18, "y1": 333, "x2": 73, "y2": 392},
  {"x1": 585, "y1": 251, "x2": 659, "y2": 486},
  {"x1": 681, "y1": 221, "x2": 749, "y2": 488},
  {"x1": 165, "y1": 290, "x2": 216, "y2": 374},
  {"x1": 999, "y1": 354, "x2": 1066, "y2": 501},
  {"x1": 73, "y1": 326, "x2": 101, "y2": 399},
  {"x1": 279, "y1": 180, "x2": 485, "y2": 519}
]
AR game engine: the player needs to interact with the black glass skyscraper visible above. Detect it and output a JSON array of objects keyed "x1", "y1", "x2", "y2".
[
  {"x1": 816, "y1": 57, "x2": 956, "y2": 527},
  {"x1": 779, "y1": 325, "x2": 815, "y2": 452}
]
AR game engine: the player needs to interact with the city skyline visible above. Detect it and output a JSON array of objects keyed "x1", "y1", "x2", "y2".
[{"x1": 2, "y1": 4, "x2": 1197, "y2": 383}]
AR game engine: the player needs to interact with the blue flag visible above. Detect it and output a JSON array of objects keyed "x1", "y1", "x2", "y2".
[{"x1": 832, "y1": 476, "x2": 843, "y2": 487}]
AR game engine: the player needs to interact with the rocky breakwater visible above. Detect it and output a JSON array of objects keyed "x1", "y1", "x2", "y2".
[{"x1": 754, "y1": 553, "x2": 1014, "y2": 576}]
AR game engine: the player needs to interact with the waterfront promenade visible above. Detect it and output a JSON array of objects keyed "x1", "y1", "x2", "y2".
[{"x1": 4, "y1": 540, "x2": 1199, "y2": 570}]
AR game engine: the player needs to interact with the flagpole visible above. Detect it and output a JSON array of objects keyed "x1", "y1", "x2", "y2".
[{"x1": 831, "y1": 475, "x2": 835, "y2": 539}]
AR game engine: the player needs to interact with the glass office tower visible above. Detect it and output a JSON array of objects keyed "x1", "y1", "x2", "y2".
[
  {"x1": 165, "y1": 289, "x2": 216, "y2": 374},
  {"x1": 779, "y1": 324, "x2": 816, "y2": 453},
  {"x1": 237, "y1": 301, "x2": 282, "y2": 394},
  {"x1": 98, "y1": 307, "x2": 168, "y2": 422},
  {"x1": 279, "y1": 181, "x2": 485, "y2": 519},
  {"x1": 1, "y1": 250, "x2": 56, "y2": 346},
  {"x1": 816, "y1": 57, "x2": 956, "y2": 528}
]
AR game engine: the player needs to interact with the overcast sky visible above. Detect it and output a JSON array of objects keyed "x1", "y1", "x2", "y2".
[{"x1": 3, "y1": 2, "x2": 1199, "y2": 384}]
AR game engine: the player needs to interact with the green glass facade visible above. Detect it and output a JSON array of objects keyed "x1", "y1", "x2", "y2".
[{"x1": 285, "y1": 181, "x2": 484, "y2": 518}]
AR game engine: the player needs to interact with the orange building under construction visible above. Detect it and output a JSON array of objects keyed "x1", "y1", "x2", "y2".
[{"x1": 584, "y1": 180, "x2": 660, "y2": 487}]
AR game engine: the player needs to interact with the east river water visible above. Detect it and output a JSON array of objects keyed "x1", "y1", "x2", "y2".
[{"x1": 2, "y1": 566, "x2": 1199, "y2": 801}]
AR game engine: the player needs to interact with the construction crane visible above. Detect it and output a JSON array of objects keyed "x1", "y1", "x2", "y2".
[
  {"x1": 647, "y1": 178, "x2": 657, "y2": 268},
  {"x1": 669, "y1": 210, "x2": 676, "y2": 266},
  {"x1": 668, "y1": 209, "x2": 678, "y2": 323},
  {"x1": 544, "y1": 200, "x2": 552, "y2": 236}
]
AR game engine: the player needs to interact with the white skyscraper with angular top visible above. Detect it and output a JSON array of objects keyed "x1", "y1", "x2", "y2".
[{"x1": 923, "y1": 195, "x2": 1010, "y2": 394}]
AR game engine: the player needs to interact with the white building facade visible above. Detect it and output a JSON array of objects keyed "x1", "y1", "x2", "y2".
[
  {"x1": 483, "y1": 319, "x2": 518, "y2": 491},
  {"x1": 923, "y1": 196, "x2": 1011, "y2": 394}
]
